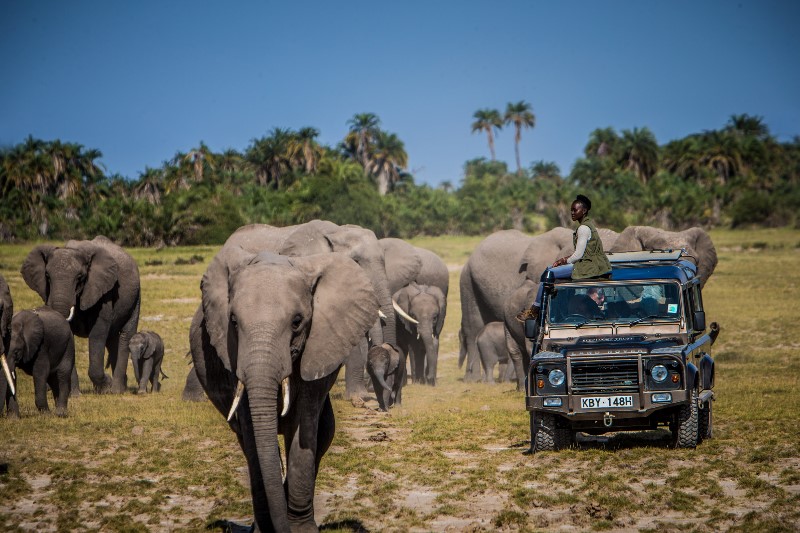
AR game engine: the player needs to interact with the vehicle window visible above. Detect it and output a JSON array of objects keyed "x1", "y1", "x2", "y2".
[{"x1": 548, "y1": 282, "x2": 681, "y2": 325}]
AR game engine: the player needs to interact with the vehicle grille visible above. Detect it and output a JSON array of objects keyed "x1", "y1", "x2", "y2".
[{"x1": 571, "y1": 358, "x2": 639, "y2": 393}]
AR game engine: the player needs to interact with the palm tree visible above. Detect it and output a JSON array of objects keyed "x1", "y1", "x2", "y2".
[
  {"x1": 346, "y1": 113, "x2": 380, "y2": 167},
  {"x1": 245, "y1": 128, "x2": 295, "y2": 188},
  {"x1": 183, "y1": 141, "x2": 217, "y2": 183},
  {"x1": 471, "y1": 109, "x2": 503, "y2": 161},
  {"x1": 293, "y1": 127, "x2": 322, "y2": 174},
  {"x1": 726, "y1": 114, "x2": 769, "y2": 140},
  {"x1": 504, "y1": 101, "x2": 536, "y2": 174},
  {"x1": 366, "y1": 131, "x2": 408, "y2": 195},
  {"x1": 584, "y1": 127, "x2": 620, "y2": 158},
  {"x1": 619, "y1": 127, "x2": 659, "y2": 184},
  {"x1": 133, "y1": 167, "x2": 165, "y2": 205}
]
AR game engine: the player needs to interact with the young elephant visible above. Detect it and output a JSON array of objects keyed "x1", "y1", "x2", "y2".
[
  {"x1": 1, "y1": 307, "x2": 75, "y2": 417},
  {"x1": 129, "y1": 331, "x2": 165, "y2": 393},
  {"x1": 477, "y1": 322, "x2": 515, "y2": 383},
  {"x1": 367, "y1": 343, "x2": 402, "y2": 411}
]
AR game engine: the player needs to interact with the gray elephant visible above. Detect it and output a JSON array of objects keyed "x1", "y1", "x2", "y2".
[
  {"x1": 1, "y1": 307, "x2": 75, "y2": 417},
  {"x1": 393, "y1": 283, "x2": 446, "y2": 386},
  {"x1": 477, "y1": 322, "x2": 515, "y2": 383},
  {"x1": 21, "y1": 236, "x2": 140, "y2": 393},
  {"x1": 609, "y1": 226, "x2": 718, "y2": 287},
  {"x1": 184, "y1": 221, "x2": 402, "y2": 405},
  {"x1": 129, "y1": 331, "x2": 165, "y2": 393},
  {"x1": 190, "y1": 245, "x2": 377, "y2": 531},
  {"x1": 366, "y1": 343, "x2": 402, "y2": 411},
  {"x1": 461, "y1": 226, "x2": 623, "y2": 387}
]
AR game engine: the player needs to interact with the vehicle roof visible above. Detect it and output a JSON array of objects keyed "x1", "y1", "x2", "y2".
[{"x1": 547, "y1": 251, "x2": 699, "y2": 285}]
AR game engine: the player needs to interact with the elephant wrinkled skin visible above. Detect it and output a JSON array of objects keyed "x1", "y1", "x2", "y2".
[
  {"x1": 21, "y1": 236, "x2": 140, "y2": 394},
  {"x1": 190, "y1": 246, "x2": 377, "y2": 531}
]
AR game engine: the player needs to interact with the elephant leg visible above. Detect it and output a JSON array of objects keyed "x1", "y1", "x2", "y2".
[
  {"x1": 70, "y1": 364, "x2": 80, "y2": 397},
  {"x1": 153, "y1": 360, "x2": 163, "y2": 392},
  {"x1": 366, "y1": 364, "x2": 389, "y2": 412},
  {"x1": 109, "y1": 329, "x2": 132, "y2": 394},
  {"x1": 504, "y1": 327, "x2": 526, "y2": 392},
  {"x1": 33, "y1": 359, "x2": 50, "y2": 412},
  {"x1": 182, "y1": 366, "x2": 206, "y2": 401},
  {"x1": 462, "y1": 316, "x2": 485, "y2": 382},
  {"x1": 54, "y1": 357, "x2": 72, "y2": 416},
  {"x1": 87, "y1": 327, "x2": 112, "y2": 393},
  {"x1": 284, "y1": 382, "x2": 330, "y2": 530},
  {"x1": 139, "y1": 358, "x2": 154, "y2": 393},
  {"x1": 344, "y1": 337, "x2": 369, "y2": 403},
  {"x1": 316, "y1": 395, "x2": 335, "y2": 472}
]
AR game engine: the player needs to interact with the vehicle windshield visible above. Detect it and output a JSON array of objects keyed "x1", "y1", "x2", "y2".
[{"x1": 547, "y1": 281, "x2": 681, "y2": 326}]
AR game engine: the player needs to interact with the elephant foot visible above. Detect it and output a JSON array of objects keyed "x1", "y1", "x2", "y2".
[
  {"x1": 350, "y1": 395, "x2": 366, "y2": 408},
  {"x1": 93, "y1": 374, "x2": 114, "y2": 394},
  {"x1": 463, "y1": 372, "x2": 482, "y2": 383},
  {"x1": 55, "y1": 408, "x2": 68, "y2": 417},
  {"x1": 69, "y1": 387, "x2": 81, "y2": 398}
]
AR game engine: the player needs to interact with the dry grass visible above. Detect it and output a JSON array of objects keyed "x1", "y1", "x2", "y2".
[{"x1": 1, "y1": 230, "x2": 799, "y2": 532}]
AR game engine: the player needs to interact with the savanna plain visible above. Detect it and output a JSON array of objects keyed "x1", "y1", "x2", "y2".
[{"x1": 1, "y1": 229, "x2": 799, "y2": 532}]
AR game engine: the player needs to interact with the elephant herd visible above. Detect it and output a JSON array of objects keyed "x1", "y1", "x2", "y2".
[{"x1": 0, "y1": 220, "x2": 717, "y2": 532}]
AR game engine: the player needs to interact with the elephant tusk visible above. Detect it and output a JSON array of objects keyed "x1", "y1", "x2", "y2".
[
  {"x1": 392, "y1": 298, "x2": 419, "y2": 325},
  {"x1": 227, "y1": 381, "x2": 245, "y2": 422},
  {"x1": 279, "y1": 438, "x2": 287, "y2": 483},
  {"x1": 417, "y1": 333, "x2": 420, "y2": 340},
  {"x1": 1, "y1": 355, "x2": 15, "y2": 396},
  {"x1": 280, "y1": 377, "x2": 290, "y2": 417},
  {"x1": 378, "y1": 309, "x2": 387, "y2": 319},
  {"x1": 66, "y1": 306, "x2": 75, "y2": 322}
]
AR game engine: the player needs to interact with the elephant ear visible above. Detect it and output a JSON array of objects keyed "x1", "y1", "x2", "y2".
[
  {"x1": 0, "y1": 278, "x2": 12, "y2": 349},
  {"x1": 66, "y1": 241, "x2": 119, "y2": 310},
  {"x1": 381, "y1": 238, "x2": 423, "y2": 294},
  {"x1": 201, "y1": 246, "x2": 257, "y2": 369},
  {"x1": 427, "y1": 286, "x2": 447, "y2": 336},
  {"x1": 289, "y1": 253, "x2": 378, "y2": 381},
  {"x1": 20, "y1": 311, "x2": 44, "y2": 365},
  {"x1": 140, "y1": 334, "x2": 153, "y2": 360},
  {"x1": 21, "y1": 245, "x2": 57, "y2": 301}
]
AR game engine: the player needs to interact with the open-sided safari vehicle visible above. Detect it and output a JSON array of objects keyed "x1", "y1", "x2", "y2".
[{"x1": 525, "y1": 250, "x2": 720, "y2": 451}]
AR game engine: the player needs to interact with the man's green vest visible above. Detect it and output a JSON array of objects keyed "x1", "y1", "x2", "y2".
[{"x1": 572, "y1": 217, "x2": 612, "y2": 279}]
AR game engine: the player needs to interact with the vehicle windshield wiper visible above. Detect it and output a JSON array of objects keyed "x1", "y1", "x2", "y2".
[{"x1": 626, "y1": 314, "x2": 665, "y2": 326}]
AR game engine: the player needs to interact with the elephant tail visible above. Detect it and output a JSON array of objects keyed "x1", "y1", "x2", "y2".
[{"x1": 160, "y1": 369, "x2": 169, "y2": 380}]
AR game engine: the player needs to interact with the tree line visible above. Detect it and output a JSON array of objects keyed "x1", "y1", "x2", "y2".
[{"x1": 1, "y1": 111, "x2": 798, "y2": 246}]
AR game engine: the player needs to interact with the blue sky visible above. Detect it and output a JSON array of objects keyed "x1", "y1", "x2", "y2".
[{"x1": 2, "y1": 1, "x2": 799, "y2": 187}]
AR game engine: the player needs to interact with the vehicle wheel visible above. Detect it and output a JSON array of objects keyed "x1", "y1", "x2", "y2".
[
  {"x1": 532, "y1": 413, "x2": 571, "y2": 452},
  {"x1": 698, "y1": 397, "x2": 713, "y2": 442},
  {"x1": 671, "y1": 388, "x2": 699, "y2": 449}
]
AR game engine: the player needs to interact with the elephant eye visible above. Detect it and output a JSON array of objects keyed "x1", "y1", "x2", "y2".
[{"x1": 291, "y1": 314, "x2": 303, "y2": 330}]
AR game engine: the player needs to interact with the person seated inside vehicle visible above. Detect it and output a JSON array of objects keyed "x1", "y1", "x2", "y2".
[{"x1": 568, "y1": 288, "x2": 605, "y2": 319}]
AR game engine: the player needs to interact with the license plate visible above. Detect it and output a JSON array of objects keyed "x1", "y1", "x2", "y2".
[{"x1": 580, "y1": 395, "x2": 633, "y2": 409}]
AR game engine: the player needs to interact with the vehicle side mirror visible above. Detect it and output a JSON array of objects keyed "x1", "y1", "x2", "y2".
[
  {"x1": 525, "y1": 318, "x2": 538, "y2": 339},
  {"x1": 693, "y1": 310, "x2": 706, "y2": 331}
]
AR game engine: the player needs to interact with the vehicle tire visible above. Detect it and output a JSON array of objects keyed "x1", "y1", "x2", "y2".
[
  {"x1": 532, "y1": 413, "x2": 571, "y2": 452},
  {"x1": 671, "y1": 388, "x2": 699, "y2": 449},
  {"x1": 698, "y1": 397, "x2": 713, "y2": 442}
]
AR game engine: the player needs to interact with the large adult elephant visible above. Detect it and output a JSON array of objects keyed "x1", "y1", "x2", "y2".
[
  {"x1": 380, "y1": 238, "x2": 449, "y2": 386},
  {"x1": 460, "y1": 227, "x2": 622, "y2": 386},
  {"x1": 184, "y1": 221, "x2": 399, "y2": 404},
  {"x1": 21, "y1": 236, "x2": 140, "y2": 393},
  {"x1": 609, "y1": 226, "x2": 718, "y2": 287},
  {"x1": 461, "y1": 225, "x2": 717, "y2": 387},
  {"x1": 190, "y1": 245, "x2": 377, "y2": 531}
]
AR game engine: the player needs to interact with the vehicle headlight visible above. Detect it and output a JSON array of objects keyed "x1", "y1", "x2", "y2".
[
  {"x1": 651, "y1": 365, "x2": 668, "y2": 383},
  {"x1": 548, "y1": 369, "x2": 565, "y2": 386}
]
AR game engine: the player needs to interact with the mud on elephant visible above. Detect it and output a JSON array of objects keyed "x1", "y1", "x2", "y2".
[
  {"x1": 190, "y1": 245, "x2": 378, "y2": 531},
  {"x1": 21, "y1": 236, "x2": 140, "y2": 393}
]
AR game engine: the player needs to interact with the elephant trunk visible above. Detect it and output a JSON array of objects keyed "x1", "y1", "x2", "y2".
[
  {"x1": 369, "y1": 270, "x2": 396, "y2": 348},
  {"x1": 244, "y1": 348, "x2": 291, "y2": 531},
  {"x1": 48, "y1": 287, "x2": 78, "y2": 322},
  {"x1": 420, "y1": 327, "x2": 438, "y2": 385}
]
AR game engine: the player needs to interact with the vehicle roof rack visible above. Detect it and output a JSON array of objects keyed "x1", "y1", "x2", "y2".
[{"x1": 606, "y1": 249, "x2": 684, "y2": 264}]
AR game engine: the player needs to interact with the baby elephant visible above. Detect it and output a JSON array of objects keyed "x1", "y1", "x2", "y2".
[
  {"x1": 1, "y1": 307, "x2": 75, "y2": 417},
  {"x1": 477, "y1": 322, "x2": 515, "y2": 384},
  {"x1": 129, "y1": 331, "x2": 165, "y2": 393},
  {"x1": 367, "y1": 343, "x2": 402, "y2": 412}
]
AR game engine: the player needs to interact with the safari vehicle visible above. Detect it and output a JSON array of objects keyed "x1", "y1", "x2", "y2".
[{"x1": 524, "y1": 250, "x2": 720, "y2": 451}]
